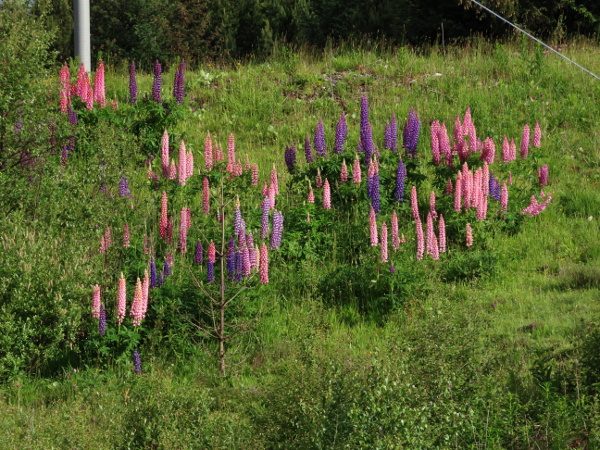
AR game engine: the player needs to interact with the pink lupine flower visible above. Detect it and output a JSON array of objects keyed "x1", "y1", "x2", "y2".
[
  {"x1": 482, "y1": 163, "x2": 490, "y2": 197},
  {"x1": 508, "y1": 172, "x2": 513, "y2": 185},
  {"x1": 160, "y1": 191, "x2": 168, "y2": 238},
  {"x1": 92, "y1": 284, "x2": 101, "y2": 318},
  {"x1": 131, "y1": 277, "x2": 143, "y2": 326},
  {"x1": 446, "y1": 178, "x2": 453, "y2": 195},
  {"x1": 99, "y1": 235, "x2": 106, "y2": 254},
  {"x1": 147, "y1": 164, "x2": 155, "y2": 180},
  {"x1": 214, "y1": 141, "x2": 224, "y2": 162},
  {"x1": 76, "y1": 63, "x2": 87, "y2": 98},
  {"x1": 429, "y1": 191, "x2": 437, "y2": 220},
  {"x1": 538, "y1": 165, "x2": 548, "y2": 187},
  {"x1": 500, "y1": 182, "x2": 509, "y2": 213},
  {"x1": 117, "y1": 273, "x2": 127, "y2": 324},
  {"x1": 340, "y1": 159, "x2": 348, "y2": 183},
  {"x1": 410, "y1": 186, "x2": 419, "y2": 220},
  {"x1": 308, "y1": 184, "x2": 315, "y2": 203},
  {"x1": 453, "y1": 115, "x2": 463, "y2": 149},
  {"x1": 204, "y1": 132, "x2": 213, "y2": 170},
  {"x1": 509, "y1": 138, "x2": 517, "y2": 161},
  {"x1": 502, "y1": 135, "x2": 510, "y2": 163},
  {"x1": 161, "y1": 130, "x2": 169, "y2": 176},
  {"x1": 178, "y1": 141, "x2": 187, "y2": 186},
  {"x1": 262, "y1": 182, "x2": 269, "y2": 197},
  {"x1": 166, "y1": 218, "x2": 173, "y2": 245},
  {"x1": 520, "y1": 124, "x2": 530, "y2": 159},
  {"x1": 472, "y1": 169, "x2": 482, "y2": 210},
  {"x1": 141, "y1": 270, "x2": 149, "y2": 319},
  {"x1": 481, "y1": 137, "x2": 495, "y2": 164},
  {"x1": 463, "y1": 169, "x2": 473, "y2": 209},
  {"x1": 315, "y1": 168, "x2": 323, "y2": 188},
  {"x1": 268, "y1": 182, "x2": 276, "y2": 210},
  {"x1": 522, "y1": 192, "x2": 552, "y2": 217},
  {"x1": 353, "y1": 155, "x2": 362, "y2": 185},
  {"x1": 430, "y1": 120, "x2": 441, "y2": 165},
  {"x1": 323, "y1": 179, "x2": 331, "y2": 210},
  {"x1": 208, "y1": 241, "x2": 216, "y2": 264},
  {"x1": 245, "y1": 154, "x2": 251, "y2": 171},
  {"x1": 202, "y1": 177, "x2": 210, "y2": 214},
  {"x1": 123, "y1": 223, "x2": 131, "y2": 248},
  {"x1": 438, "y1": 123, "x2": 451, "y2": 163},
  {"x1": 533, "y1": 121, "x2": 542, "y2": 147},
  {"x1": 259, "y1": 243, "x2": 269, "y2": 284},
  {"x1": 416, "y1": 218, "x2": 424, "y2": 260},
  {"x1": 85, "y1": 74, "x2": 94, "y2": 110},
  {"x1": 94, "y1": 60, "x2": 106, "y2": 107},
  {"x1": 251, "y1": 163, "x2": 259, "y2": 186},
  {"x1": 454, "y1": 174, "x2": 463, "y2": 211},
  {"x1": 391, "y1": 210, "x2": 399, "y2": 251},
  {"x1": 226, "y1": 133, "x2": 236, "y2": 174},
  {"x1": 179, "y1": 208, "x2": 188, "y2": 253},
  {"x1": 59, "y1": 63, "x2": 70, "y2": 113},
  {"x1": 466, "y1": 223, "x2": 473, "y2": 247},
  {"x1": 426, "y1": 212, "x2": 434, "y2": 257},
  {"x1": 369, "y1": 207, "x2": 378, "y2": 246},
  {"x1": 438, "y1": 215, "x2": 446, "y2": 253},
  {"x1": 381, "y1": 221, "x2": 388, "y2": 262},
  {"x1": 168, "y1": 159, "x2": 177, "y2": 180},
  {"x1": 187, "y1": 150, "x2": 194, "y2": 179},
  {"x1": 270, "y1": 164, "x2": 279, "y2": 195},
  {"x1": 476, "y1": 190, "x2": 487, "y2": 221}
]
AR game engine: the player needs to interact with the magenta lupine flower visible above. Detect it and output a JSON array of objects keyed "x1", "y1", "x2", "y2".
[
  {"x1": 179, "y1": 208, "x2": 188, "y2": 253},
  {"x1": 261, "y1": 197, "x2": 270, "y2": 239},
  {"x1": 353, "y1": 155, "x2": 362, "y2": 185},
  {"x1": 76, "y1": 63, "x2": 87, "y2": 98},
  {"x1": 454, "y1": 175, "x2": 462, "y2": 212},
  {"x1": 395, "y1": 158, "x2": 406, "y2": 202},
  {"x1": 476, "y1": 190, "x2": 487, "y2": 221},
  {"x1": 426, "y1": 212, "x2": 434, "y2": 256},
  {"x1": 429, "y1": 191, "x2": 437, "y2": 220},
  {"x1": 202, "y1": 177, "x2": 210, "y2": 214},
  {"x1": 242, "y1": 243, "x2": 251, "y2": 277},
  {"x1": 250, "y1": 244, "x2": 258, "y2": 270},
  {"x1": 160, "y1": 191, "x2": 168, "y2": 238},
  {"x1": 262, "y1": 182, "x2": 268, "y2": 197},
  {"x1": 438, "y1": 215, "x2": 446, "y2": 253},
  {"x1": 438, "y1": 122, "x2": 451, "y2": 157},
  {"x1": 129, "y1": 61, "x2": 138, "y2": 104},
  {"x1": 186, "y1": 150, "x2": 194, "y2": 179},
  {"x1": 178, "y1": 141, "x2": 187, "y2": 186},
  {"x1": 259, "y1": 243, "x2": 269, "y2": 284},
  {"x1": 509, "y1": 138, "x2": 517, "y2": 161},
  {"x1": 446, "y1": 178, "x2": 453, "y2": 195},
  {"x1": 538, "y1": 165, "x2": 549, "y2": 187},
  {"x1": 521, "y1": 124, "x2": 530, "y2": 159},
  {"x1": 304, "y1": 134, "x2": 313, "y2": 163},
  {"x1": 207, "y1": 241, "x2": 216, "y2": 264},
  {"x1": 251, "y1": 163, "x2": 259, "y2": 186},
  {"x1": 522, "y1": 191, "x2": 553, "y2": 217},
  {"x1": 92, "y1": 284, "x2": 101, "y2": 318},
  {"x1": 314, "y1": 118, "x2": 326, "y2": 157},
  {"x1": 59, "y1": 63, "x2": 70, "y2": 113},
  {"x1": 502, "y1": 136, "x2": 510, "y2": 163},
  {"x1": 391, "y1": 210, "x2": 399, "y2": 251},
  {"x1": 308, "y1": 185, "x2": 315, "y2": 203},
  {"x1": 463, "y1": 169, "x2": 473, "y2": 210},
  {"x1": 152, "y1": 61, "x2": 162, "y2": 103},
  {"x1": 431, "y1": 232, "x2": 440, "y2": 260},
  {"x1": 204, "y1": 132, "x2": 213, "y2": 171},
  {"x1": 94, "y1": 60, "x2": 106, "y2": 107},
  {"x1": 403, "y1": 109, "x2": 420, "y2": 158},
  {"x1": 410, "y1": 186, "x2": 419, "y2": 220},
  {"x1": 533, "y1": 121, "x2": 541, "y2": 147},
  {"x1": 270, "y1": 164, "x2": 279, "y2": 195},
  {"x1": 416, "y1": 218, "x2": 424, "y2": 260},
  {"x1": 141, "y1": 270, "x2": 149, "y2": 319},
  {"x1": 334, "y1": 113, "x2": 347, "y2": 154},
  {"x1": 430, "y1": 120, "x2": 441, "y2": 165},
  {"x1": 195, "y1": 240, "x2": 203, "y2": 264},
  {"x1": 166, "y1": 218, "x2": 173, "y2": 244},
  {"x1": 481, "y1": 137, "x2": 495, "y2": 164},
  {"x1": 369, "y1": 207, "x2": 378, "y2": 247},
  {"x1": 466, "y1": 223, "x2": 473, "y2": 247},
  {"x1": 123, "y1": 224, "x2": 130, "y2": 248},
  {"x1": 227, "y1": 133, "x2": 236, "y2": 174},
  {"x1": 85, "y1": 74, "x2": 94, "y2": 110},
  {"x1": 323, "y1": 179, "x2": 331, "y2": 210},
  {"x1": 340, "y1": 159, "x2": 348, "y2": 183},
  {"x1": 482, "y1": 162, "x2": 490, "y2": 197},
  {"x1": 117, "y1": 273, "x2": 127, "y2": 324},
  {"x1": 271, "y1": 211, "x2": 284, "y2": 249},
  {"x1": 381, "y1": 221, "x2": 389, "y2": 262}
]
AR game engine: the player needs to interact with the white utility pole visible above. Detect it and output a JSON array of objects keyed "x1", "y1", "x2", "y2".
[{"x1": 74, "y1": 0, "x2": 91, "y2": 71}]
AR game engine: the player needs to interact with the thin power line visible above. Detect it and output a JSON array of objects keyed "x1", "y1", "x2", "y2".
[{"x1": 468, "y1": 0, "x2": 600, "y2": 82}]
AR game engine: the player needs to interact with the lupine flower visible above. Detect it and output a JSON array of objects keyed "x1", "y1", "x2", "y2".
[
  {"x1": 403, "y1": 109, "x2": 420, "y2": 158},
  {"x1": 509, "y1": 138, "x2": 517, "y2": 161},
  {"x1": 538, "y1": 165, "x2": 549, "y2": 187},
  {"x1": 533, "y1": 121, "x2": 542, "y2": 147},
  {"x1": 520, "y1": 124, "x2": 530, "y2": 159},
  {"x1": 438, "y1": 122, "x2": 451, "y2": 158},
  {"x1": 104, "y1": 226, "x2": 112, "y2": 248},
  {"x1": 476, "y1": 192, "x2": 487, "y2": 221},
  {"x1": 431, "y1": 232, "x2": 440, "y2": 260},
  {"x1": 323, "y1": 179, "x2": 331, "y2": 210},
  {"x1": 233, "y1": 249, "x2": 242, "y2": 282},
  {"x1": 500, "y1": 182, "x2": 509, "y2": 212},
  {"x1": 340, "y1": 159, "x2": 348, "y2": 183},
  {"x1": 173, "y1": 59, "x2": 185, "y2": 104},
  {"x1": 194, "y1": 240, "x2": 203, "y2": 265},
  {"x1": 227, "y1": 236, "x2": 236, "y2": 280},
  {"x1": 94, "y1": 60, "x2": 106, "y2": 107},
  {"x1": 334, "y1": 113, "x2": 347, "y2": 154},
  {"x1": 502, "y1": 136, "x2": 510, "y2": 163},
  {"x1": 119, "y1": 176, "x2": 131, "y2": 197},
  {"x1": 158, "y1": 272, "x2": 164, "y2": 286},
  {"x1": 250, "y1": 244, "x2": 258, "y2": 270},
  {"x1": 381, "y1": 221, "x2": 388, "y2": 262},
  {"x1": 131, "y1": 277, "x2": 143, "y2": 326},
  {"x1": 391, "y1": 210, "x2": 399, "y2": 250},
  {"x1": 133, "y1": 351, "x2": 142, "y2": 374},
  {"x1": 438, "y1": 215, "x2": 446, "y2": 253},
  {"x1": 129, "y1": 61, "x2": 138, "y2": 104},
  {"x1": 430, "y1": 120, "x2": 441, "y2": 165},
  {"x1": 168, "y1": 160, "x2": 177, "y2": 180},
  {"x1": 242, "y1": 243, "x2": 251, "y2": 277},
  {"x1": 307, "y1": 184, "x2": 315, "y2": 203},
  {"x1": 426, "y1": 212, "x2": 434, "y2": 257},
  {"x1": 68, "y1": 107, "x2": 77, "y2": 126},
  {"x1": 466, "y1": 223, "x2": 473, "y2": 247},
  {"x1": 522, "y1": 191, "x2": 552, "y2": 217},
  {"x1": 178, "y1": 141, "x2": 187, "y2": 186},
  {"x1": 429, "y1": 191, "x2": 437, "y2": 220},
  {"x1": 160, "y1": 191, "x2": 168, "y2": 238},
  {"x1": 314, "y1": 118, "x2": 326, "y2": 157},
  {"x1": 99, "y1": 304, "x2": 106, "y2": 335},
  {"x1": 206, "y1": 261, "x2": 214, "y2": 283},
  {"x1": 76, "y1": 63, "x2": 87, "y2": 98},
  {"x1": 251, "y1": 163, "x2": 259, "y2": 186},
  {"x1": 410, "y1": 186, "x2": 419, "y2": 220},
  {"x1": 214, "y1": 141, "x2": 224, "y2": 162},
  {"x1": 315, "y1": 168, "x2": 322, "y2": 188},
  {"x1": 202, "y1": 177, "x2": 210, "y2": 214},
  {"x1": 369, "y1": 206, "x2": 378, "y2": 246},
  {"x1": 141, "y1": 270, "x2": 149, "y2": 319},
  {"x1": 384, "y1": 121, "x2": 392, "y2": 151},
  {"x1": 360, "y1": 96, "x2": 370, "y2": 153},
  {"x1": 446, "y1": 178, "x2": 453, "y2": 195},
  {"x1": 123, "y1": 224, "x2": 130, "y2": 248},
  {"x1": 271, "y1": 211, "x2": 284, "y2": 249},
  {"x1": 160, "y1": 130, "x2": 169, "y2": 176},
  {"x1": 207, "y1": 241, "x2": 216, "y2": 264},
  {"x1": 166, "y1": 217, "x2": 173, "y2": 244},
  {"x1": 363, "y1": 123, "x2": 374, "y2": 164},
  {"x1": 203, "y1": 132, "x2": 213, "y2": 171},
  {"x1": 395, "y1": 158, "x2": 406, "y2": 202},
  {"x1": 257, "y1": 243, "x2": 268, "y2": 284},
  {"x1": 270, "y1": 164, "x2": 279, "y2": 195},
  {"x1": 390, "y1": 263, "x2": 396, "y2": 274},
  {"x1": 353, "y1": 155, "x2": 362, "y2": 185},
  {"x1": 150, "y1": 257, "x2": 157, "y2": 289},
  {"x1": 268, "y1": 182, "x2": 276, "y2": 210},
  {"x1": 285, "y1": 142, "x2": 297, "y2": 173},
  {"x1": 481, "y1": 137, "x2": 495, "y2": 164},
  {"x1": 368, "y1": 166, "x2": 380, "y2": 214},
  {"x1": 59, "y1": 63, "x2": 70, "y2": 113},
  {"x1": 163, "y1": 259, "x2": 171, "y2": 278},
  {"x1": 416, "y1": 218, "x2": 424, "y2": 260},
  {"x1": 92, "y1": 285, "x2": 101, "y2": 318},
  {"x1": 304, "y1": 134, "x2": 313, "y2": 163},
  {"x1": 116, "y1": 273, "x2": 127, "y2": 324},
  {"x1": 152, "y1": 61, "x2": 162, "y2": 103},
  {"x1": 226, "y1": 133, "x2": 236, "y2": 174}
]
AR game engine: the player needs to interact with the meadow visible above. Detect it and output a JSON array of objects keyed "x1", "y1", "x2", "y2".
[{"x1": 1, "y1": 37, "x2": 600, "y2": 448}]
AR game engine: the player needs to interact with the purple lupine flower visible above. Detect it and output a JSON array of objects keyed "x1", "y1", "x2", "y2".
[
  {"x1": 235, "y1": 250, "x2": 242, "y2": 282},
  {"x1": 119, "y1": 176, "x2": 131, "y2": 197},
  {"x1": 133, "y1": 351, "x2": 142, "y2": 374},
  {"x1": 195, "y1": 240, "x2": 203, "y2": 264},
  {"x1": 390, "y1": 262, "x2": 396, "y2": 274},
  {"x1": 129, "y1": 61, "x2": 138, "y2": 104},
  {"x1": 314, "y1": 118, "x2": 326, "y2": 157},
  {"x1": 99, "y1": 304, "x2": 106, "y2": 335},
  {"x1": 234, "y1": 206, "x2": 243, "y2": 237},
  {"x1": 163, "y1": 259, "x2": 171, "y2": 278},
  {"x1": 152, "y1": 61, "x2": 162, "y2": 103},
  {"x1": 304, "y1": 134, "x2": 313, "y2": 163},
  {"x1": 150, "y1": 257, "x2": 157, "y2": 288},
  {"x1": 271, "y1": 211, "x2": 284, "y2": 249},
  {"x1": 403, "y1": 109, "x2": 420, "y2": 158},
  {"x1": 371, "y1": 170, "x2": 380, "y2": 215},
  {"x1": 489, "y1": 173, "x2": 501, "y2": 201},
  {"x1": 395, "y1": 158, "x2": 406, "y2": 202},
  {"x1": 284, "y1": 142, "x2": 297, "y2": 173},
  {"x1": 68, "y1": 107, "x2": 77, "y2": 126},
  {"x1": 173, "y1": 59, "x2": 185, "y2": 104},
  {"x1": 207, "y1": 261, "x2": 214, "y2": 283},
  {"x1": 261, "y1": 197, "x2": 270, "y2": 239},
  {"x1": 227, "y1": 236, "x2": 236, "y2": 281},
  {"x1": 334, "y1": 113, "x2": 347, "y2": 154},
  {"x1": 384, "y1": 121, "x2": 392, "y2": 150},
  {"x1": 360, "y1": 95, "x2": 369, "y2": 146},
  {"x1": 363, "y1": 123, "x2": 374, "y2": 164},
  {"x1": 390, "y1": 114, "x2": 398, "y2": 152}
]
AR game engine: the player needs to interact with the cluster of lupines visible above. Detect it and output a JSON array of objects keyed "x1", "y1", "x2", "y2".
[
  {"x1": 522, "y1": 191, "x2": 553, "y2": 217},
  {"x1": 173, "y1": 59, "x2": 185, "y2": 104}
]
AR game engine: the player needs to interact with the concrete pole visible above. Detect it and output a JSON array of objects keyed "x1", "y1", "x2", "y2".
[{"x1": 74, "y1": 0, "x2": 91, "y2": 71}]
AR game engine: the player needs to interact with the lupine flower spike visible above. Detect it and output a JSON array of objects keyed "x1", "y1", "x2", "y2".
[
  {"x1": 92, "y1": 285, "x2": 101, "y2": 318},
  {"x1": 466, "y1": 223, "x2": 473, "y2": 247},
  {"x1": 438, "y1": 215, "x2": 446, "y2": 253},
  {"x1": 59, "y1": 63, "x2": 70, "y2": 113},
  {"x1": 133, "y1": 351, "x2": 142, "y2": 374},
  {"x1": 381, "y1": 221, "x2": 388, "y2": 263},
  {"x1": 416, "y1": 218, "x2": 424, "y2": 260},
  {"x1": 369, "y1": 207, "x2": 378, "y2": 247},
  {"x1": 533, "y1": 121, "x2": 542, "y2": 147},
  {"x1": 391, "y1": 210, "x2": 399, "y2": 250},
  {"x1": 152, "y1": 61, "x2": 162, "y2": 103},
  {"x1": 94, "y1": 60, "x2": 106, "y2": 107},
  {"x1": 178, "y1": 140, "x2": 187, "y2": 186},
  {"x1": 323, "y1": 179, "x2": 331, "y2": 210},
  {"x1": 259, "y1": 243, "x2": 269, "y2": 284},
  {"x1": 129, "y1": 61, "x2": 138, "y2": 104}
]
